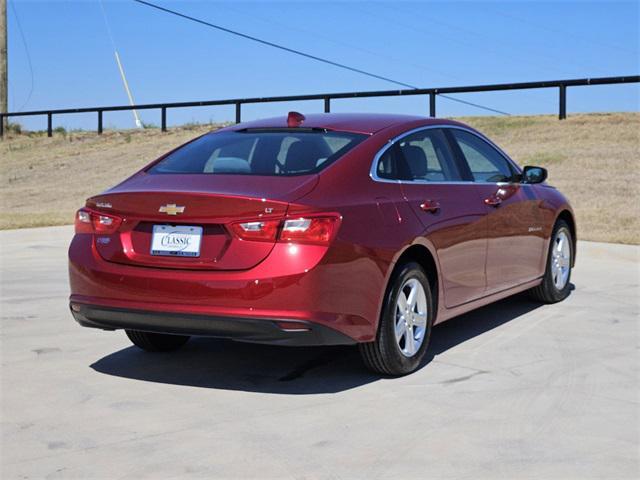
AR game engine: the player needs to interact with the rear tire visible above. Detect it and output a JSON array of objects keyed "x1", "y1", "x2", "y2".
[
  {"x1": 359, "y1": 262, "x2": 434, "y2": 376},
  {"x1": 125, "y1": 330, "x2": 190, "y2": 352},
  {"x1": 529, "y1": 219, "x2": 573, "y2": 303}
]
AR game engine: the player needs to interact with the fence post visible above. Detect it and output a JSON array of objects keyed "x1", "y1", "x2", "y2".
[
  {"x1": 161, "y1": 107, "x2": 167, "y2": 132},
  {"x1": 429, "y1": 92, "x2": 436, "y2": 117},
  {"x1": 47, "y1": 113, "x2": 53, "y2": 137},
  {"x1": 324, "y1": 97, "x2": 330, "y2": 113},
  {"x1": 0, "y1": 114, "x2": 4, "y2": 138},
  {"x1": 559, "y1": 85, "x2": 567, "y2": 120},
  {"x1": 235, "y1": 102, "x2": 241, "y2": 124},
  {"x1": 97, "y1": 110, "x2": 103, "y2": 135}
]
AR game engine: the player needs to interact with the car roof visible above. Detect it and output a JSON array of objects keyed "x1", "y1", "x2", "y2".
[{"x1": 219, "y1": 113, "x2": 464, "y2": 135}]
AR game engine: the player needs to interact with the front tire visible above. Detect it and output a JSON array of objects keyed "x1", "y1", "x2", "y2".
[
  {"x1": 359, "y1": 262, "x2": 434, "y2": 376},
  {"x1": 530, "y1": 219, "x2": 573, "y2": 303},
  {"x1": 125, "y1": 330, "x2": 190, "y2": 352}
]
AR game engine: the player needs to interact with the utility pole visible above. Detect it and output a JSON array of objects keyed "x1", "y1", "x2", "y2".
[{"x1": 0, "y1": 0, "x2": 7, "y2": 133}]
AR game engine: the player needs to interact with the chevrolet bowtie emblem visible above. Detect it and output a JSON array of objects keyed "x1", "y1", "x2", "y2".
[{"x1": 159, "y1": 204, "x2": 185, "y2": 215}]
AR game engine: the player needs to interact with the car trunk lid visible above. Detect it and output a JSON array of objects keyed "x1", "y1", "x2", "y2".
[{"x1": 86, "y1": 173, "x2": 318, "y2": 270}]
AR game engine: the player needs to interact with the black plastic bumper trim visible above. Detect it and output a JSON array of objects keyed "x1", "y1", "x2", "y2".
[{"x1": 70, "y1": 303, "x2": 356, "y2": 346}]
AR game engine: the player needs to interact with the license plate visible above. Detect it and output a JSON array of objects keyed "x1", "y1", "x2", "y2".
[{"x1": 151, "y1": 225, "x2": 202, "y2": 257}]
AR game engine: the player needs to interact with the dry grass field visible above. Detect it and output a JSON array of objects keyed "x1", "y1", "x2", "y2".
[
  {"x1": 1, "y1": 113, "x2": 638, "y2": 243},
  {"x1": 0, "y1": 124, "x2": 222, "y2": 230}
]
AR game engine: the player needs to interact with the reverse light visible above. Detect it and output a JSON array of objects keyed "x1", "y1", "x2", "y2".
[
  {"x1": 93, "y1": 213, "x2": 121, "y2": 234},
  {"x1": 281, "y1": 218, "x2": 311, "y2": 232},
  {"x1": 74, "y1": 208, "x2": 122, "y2": 234}
]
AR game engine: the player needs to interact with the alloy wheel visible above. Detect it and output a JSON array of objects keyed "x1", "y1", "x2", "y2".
[
  {"x1": 551, "y1": 229, "x2": 571, "y2": 290},
  {"x1": 394, "y1": 278, "x2": 428, "y2": 357}
]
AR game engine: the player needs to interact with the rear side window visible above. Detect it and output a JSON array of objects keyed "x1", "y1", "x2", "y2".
[
  {"x1": 450, "y1": 129, "x2": 515, "y2": 183},
  {"x1": 148, "y1": 130, "x2": 366, "y2": 176},
  {"x1": 396, "y1": 129, "x2": 460, "y2": 181},
  {"x1": 376, "y1": 144, "x2": 405, "y2": 180},
  {"x1": 375, "y1": 128, "x2": 460, "y2": 182}
]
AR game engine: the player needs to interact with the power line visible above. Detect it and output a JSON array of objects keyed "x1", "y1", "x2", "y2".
[
  {"x1": 438, "y1": 94, "x2": 509, "y2": 116},
  {"x1": 9, "y1": 0, "x2": 33, "y2": 112},
  {"x1": 483, "y1": 5, "x2": 640, "y2": 57},
  {"x1": 370, "y1": 2, "x2": 602, "y2": 77},
  {"x1": 131, "y1": 0, "x2": 419, "y2": 90},
  {"x1": 131, "y1": 0, "x2": 510, "y2": 116},
  {"x1": 215, "y1": 1, "x2": 455, "y2": 84}
]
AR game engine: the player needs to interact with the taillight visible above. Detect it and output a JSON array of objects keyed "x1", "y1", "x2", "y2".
[
  {"x1": 229, "y1": 219, "x2": 280, "y2": 242},
  {"x1": 93, "y1": 213, "x2": 121, "y2": 233},
  {"x1": 280, "y1": 216, "x2": 340, "y2": 245},
  {"x1": 229, "y1": 215, "x2": 341, "y2": 246},
  {"x1": 74, "y1": 208, "x2": 122, "y2": 234}
]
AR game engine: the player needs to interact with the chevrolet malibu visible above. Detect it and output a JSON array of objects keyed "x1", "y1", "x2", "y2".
[{"x1": 69, "y1": 112, "x2": 575, "y2": 375}]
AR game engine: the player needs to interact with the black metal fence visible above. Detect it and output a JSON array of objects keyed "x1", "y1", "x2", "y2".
[{"x1": 1, "y1": 75, "x2": 638, "y2": 138}]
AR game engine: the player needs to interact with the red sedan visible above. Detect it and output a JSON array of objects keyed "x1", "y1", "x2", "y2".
[{"x1": 69, "y1": 112, "x2": 575, "y2": 375}]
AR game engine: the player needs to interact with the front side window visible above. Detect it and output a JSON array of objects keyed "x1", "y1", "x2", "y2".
[
  {"x1": 375, "y1": 128, "x2": 460, "y2": 182},
  {"x1": 149, "y1": 130, "x2": 366, "y2": 176},
  {"x1": 450, "y1": 129, "x2": 514, "y2": 183}
]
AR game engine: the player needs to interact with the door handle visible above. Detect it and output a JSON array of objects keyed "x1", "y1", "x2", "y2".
[
  {"x1": 484, "y1": 195, "x2": 502, "y2": 207},
  {"x1": 420, "y1": 200, "x2": 440, "y2": 213}
]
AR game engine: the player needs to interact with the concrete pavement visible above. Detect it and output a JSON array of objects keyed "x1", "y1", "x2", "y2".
[{"x1": 1, "y1": 226, "x2": 638, "y2": 479}]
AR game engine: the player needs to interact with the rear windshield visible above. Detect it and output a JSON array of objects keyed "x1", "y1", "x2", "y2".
[{"x1": 148, "y1": 130, "x2": 367, "y2": 176}]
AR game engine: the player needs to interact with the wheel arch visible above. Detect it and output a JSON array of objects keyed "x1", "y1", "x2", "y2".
[{"x1": 387, "y1": 243, "x2": 440, "y2": 320}]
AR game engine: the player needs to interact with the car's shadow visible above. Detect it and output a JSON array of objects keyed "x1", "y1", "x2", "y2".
[{"x1": 91, "y1": 289, "x2": 569, "y2": 394}]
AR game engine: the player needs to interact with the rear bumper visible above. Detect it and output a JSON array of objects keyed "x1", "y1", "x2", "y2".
[
  {"x1": 69, "y1": 233, "x2": 387, "y2": 343},
  {"x1": 71, "y1": 303, "x2": 356, "y2": 346}
]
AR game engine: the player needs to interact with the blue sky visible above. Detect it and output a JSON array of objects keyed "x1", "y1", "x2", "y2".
[{"x1": 7, "y1": 0, "x2": 640, "y2": 130}]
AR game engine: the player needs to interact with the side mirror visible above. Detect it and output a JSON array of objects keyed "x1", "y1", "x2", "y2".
[{"x1": 521, "y1": 166, "x2": 547, "y2": 184}]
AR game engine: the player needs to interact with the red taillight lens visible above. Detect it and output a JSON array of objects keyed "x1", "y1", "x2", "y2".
[
  {"x1": 229, "y1": 215, "x2": 341, "y2": 245},
  {"x1": 74, "y1": 208, "x2": 122, "y2": 234},
  {"x1": 92, "y1": 213, "x2": 121, "y2": 233},
  {"x1": 279, "y1": 216, "x2": 340, "y2": 245},
  {"x1": 75, "y1": 209, "x2": 93, "y2": 234},
  {"x1": 229, "y1": 219, "x2": 280, "y2": 242}
]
